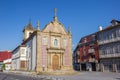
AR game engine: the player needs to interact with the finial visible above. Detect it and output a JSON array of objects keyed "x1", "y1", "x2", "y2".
[
  {"x1": 37, "y1": 21, "x2": 40, "y2": 30},
  {"x1": 54, "y1": 8, "x2": 57, "y2": 16},
  {"x1": 68, "y1": 26, "x2": 71, "y2": 34},
  {"x1": 54, "y1": 8, "x2": 58, "y2": 21}
]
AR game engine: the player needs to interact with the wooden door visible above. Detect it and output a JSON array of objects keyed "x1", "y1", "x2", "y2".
[
  {"x1": 52, "y1": 55, "x2": 59, "y2": 70},
  {"x1": 20, "y1": 61, "x2": 25, "y2": 68}
]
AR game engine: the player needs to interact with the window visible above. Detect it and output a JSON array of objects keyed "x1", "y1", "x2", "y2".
[
  {"x1": 63, "y1": 38, "x2": 67, "y2": 47},
  {"x1": 102, "y1": 49, "x2": 106, "y2": 55},
  {"x1": 92, "y1": 35, "x2": 96, "y2": 41},
  {"x1": 118, "y1": 29, "x2": 120, "y2": 37},
  {"x1": 106, "y1": 34, "x2": 110, "y2": 40},
  {"x1": 112, "y1": 31, "x2": 117, "y2": 38},
  {"x1": 109, "y1": 47, "x2": 113, "y2": 54},
  {"x1": 114, "y1": 46, "x2": 119, "y2": 53},
  {"x1": 21, "y1": 49, "x2": 25, "y2": 55},
  {"x1": 84, "y1": 38, "x2": 87, "y2": 43},
  {"x1": 54, "y1": 38, "x2": 58, "y2": 46},
  {"x1": 42, "y1": 36, "x2": 47, "y2": 45},
  {"x1": 118, "y1": 45, "x2": 120, "y2": 53}
]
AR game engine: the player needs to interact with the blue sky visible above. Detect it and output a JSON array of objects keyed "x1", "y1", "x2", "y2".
[{"x1": 0, "y1": 0, "x2": 120, "y2": 51}]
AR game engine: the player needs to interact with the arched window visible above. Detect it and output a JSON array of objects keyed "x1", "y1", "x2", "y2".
[{"x1": 54, "y1": 39, "x2": 58, "y2": 46}]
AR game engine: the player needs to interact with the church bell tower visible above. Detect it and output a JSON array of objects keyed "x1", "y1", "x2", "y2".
[{"x1": 23, "y1": 21, "x2": 35, "y2": 41}]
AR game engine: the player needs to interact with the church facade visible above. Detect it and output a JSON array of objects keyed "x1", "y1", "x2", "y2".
[{"x1": 21, "y1": 9, "x2": 73, "y2": 72}]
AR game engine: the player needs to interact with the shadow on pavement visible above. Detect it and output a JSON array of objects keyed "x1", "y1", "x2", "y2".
[{"x1": 116, "y1": 78, "x2": 120, "y2": 80}]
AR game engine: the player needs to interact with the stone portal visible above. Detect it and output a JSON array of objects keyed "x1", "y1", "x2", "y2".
[{"x1": 52, "y1": 55, "x2": 59, "y2": 70}]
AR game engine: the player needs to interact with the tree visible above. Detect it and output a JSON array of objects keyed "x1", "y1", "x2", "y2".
[{"x1": 2, "y1": 64, "x2": 5, "y2": 70}]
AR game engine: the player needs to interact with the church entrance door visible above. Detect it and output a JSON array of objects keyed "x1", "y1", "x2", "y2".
[{"x1": 52, "y1": 55, "x2": 59, "y2": 70}]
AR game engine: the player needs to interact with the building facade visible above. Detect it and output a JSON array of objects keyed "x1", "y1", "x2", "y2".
[
  {"x1": 98, "y1": 20, "x2": 120, "y2": 72},
  {"x1": 73, "y1": 33, "x2": 99, "y2": 71},
  {"x1": 13, "y1": 9, "x2": 73, "y2": 72},
  {"x1": 3, "y1": 58, "x2": 12, "y2": 70},
  {"x1": 12, "y1": 45, "x2": 27, "y2": 70},
  {"x1": 0, "y1": 51, "x2": 12, "y2": 70}
]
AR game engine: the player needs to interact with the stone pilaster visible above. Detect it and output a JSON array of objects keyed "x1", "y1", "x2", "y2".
[
  {"x1": 69, "y1": 35, "x2": 73, "y2": 70},
  {"x1": 36, "y1": 31, "x2": 41, "y2": 72}
]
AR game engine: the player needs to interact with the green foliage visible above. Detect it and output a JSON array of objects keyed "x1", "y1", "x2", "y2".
[{"x1": 2, "y1": 64, "x2": 5, "y2": 70}]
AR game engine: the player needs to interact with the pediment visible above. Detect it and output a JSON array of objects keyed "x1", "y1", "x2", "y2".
[{"x1": 42, "y1": 21, "x2": 67, "y2": 34}]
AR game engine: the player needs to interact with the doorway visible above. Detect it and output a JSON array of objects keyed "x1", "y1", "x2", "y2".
[{"x1": 52, "y1": 55, "x2": 59, "y2": 70}]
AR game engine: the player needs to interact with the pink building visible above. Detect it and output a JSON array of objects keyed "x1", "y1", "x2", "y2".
[{"x1": 14, "y1": 9, "x2": 73, "y2": 72}]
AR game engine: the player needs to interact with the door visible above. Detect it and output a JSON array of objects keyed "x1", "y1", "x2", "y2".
[
  {"x1": 81, "y1": 63, "x2": 86, "y2": 71},
  {"x1": 91, "y1": 63, "x2": 96, "y2": 71},
  {"x1": 52, "y1": 55, "x2": 59, "y2": 70}
]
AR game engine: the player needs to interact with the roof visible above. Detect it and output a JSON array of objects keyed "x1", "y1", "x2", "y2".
[
  {"x1": 0, "y1": 51, "x2": 12, "y2": 61},
  {"x1": 98, "y1": 19, "x2": 120, "y2": 33},
  {"x1": 79, "y1": 19, "x2": 120, "y2": 41},
  {"x1": 12, "y1": 45, "x2": 26, "y2": 53}
]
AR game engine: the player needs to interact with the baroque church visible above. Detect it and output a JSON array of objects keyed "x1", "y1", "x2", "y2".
[{"x1": 12, "y1": 9, "x2": 73, "y2": 72}]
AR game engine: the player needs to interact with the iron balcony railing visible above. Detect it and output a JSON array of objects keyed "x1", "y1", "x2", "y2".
[
  {"x1": 100, "y1": 53, "x2": 120, "y2": 58},
  {"x1": 98, "y1": 37, "x2": 120, "y2": 45},
  {"x1": 88, "y1": 49, "x2": 95, "y2": 54},
  {"x1": 89, "y1": 58, "x2": 95, "y2": 62}
]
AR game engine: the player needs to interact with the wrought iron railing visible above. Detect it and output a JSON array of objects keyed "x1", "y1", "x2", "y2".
[{"x1": 98, "y1": 37, "x2": 120, "y2": 45}]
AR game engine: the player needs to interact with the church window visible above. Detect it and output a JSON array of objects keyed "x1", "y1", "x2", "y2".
[
  {"x1": 42, "y1": 36, "x2": 47, "y2": 45},
  {"x1": 54, "y1": 38, "x2": 58, "y2": 46},
  {"x1": 63, "y1": 38, "x2": 67, "y2": 47}
]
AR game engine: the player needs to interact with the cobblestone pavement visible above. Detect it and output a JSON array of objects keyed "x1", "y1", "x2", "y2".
[
  {"x1": 2, "y1": 71, "x2": 120, "y2": 80},
  {"x1": 60, "y1": 72, "x2": 120, "y2": 80}
]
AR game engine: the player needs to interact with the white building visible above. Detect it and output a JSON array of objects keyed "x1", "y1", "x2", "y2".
[
  {"x1": 98, "y1": 20, "x2": 120, "y2": 73},
  {"x1": 3, "y1": 58, "x2": 12, "y2": 70},
  {"x1": 12, "y1": 45, "x2": 27, "y2": 70}
]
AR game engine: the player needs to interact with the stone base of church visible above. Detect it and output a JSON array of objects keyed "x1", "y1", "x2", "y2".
[
  {"x1": 36, "y1": 68, "x2": 77, "y2": 75},
  {"x1": 34, "y1": 65, "x2": 75, "y2": 75},
  {"x1": 61, "y1": 66, "x2": 73, "y2": 70},
  {"x1": 36, "y1": 65, "x2": 73, "y2": 72}
]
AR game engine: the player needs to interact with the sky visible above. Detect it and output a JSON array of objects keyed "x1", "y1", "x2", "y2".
[{"x1": 0, "y1": 0, "x2": 120, "y2": 51}]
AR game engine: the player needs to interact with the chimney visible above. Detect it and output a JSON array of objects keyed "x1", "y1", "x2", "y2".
[{"x1": 99, "y1": 26, "x2": 103, "y2": 31}]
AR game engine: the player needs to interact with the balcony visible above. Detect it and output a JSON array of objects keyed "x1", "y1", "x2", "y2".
[
  {"x1": 88, "y1": 49, "x2": 95, "y2": 54},
  {"x1": 98, "y1": 37, "x2": 120, "y2": 45},
  {"x1": 100, "y1": 53, "x2": 120, "y2": 58},
  {"x1": 89, "y1": 58, "x2": 95, "y2": 62}
]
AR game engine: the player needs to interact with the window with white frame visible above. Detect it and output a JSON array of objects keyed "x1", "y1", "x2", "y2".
[
  {"x1": 42, "y1": 36, "x2": 47, "y2": 45},
  {"x1": 21, "y1": 49, "x2": 25, "y2": 55},
  {"x1": 54, "y1": 38, "x2": 58, "y2": 46}
]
